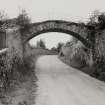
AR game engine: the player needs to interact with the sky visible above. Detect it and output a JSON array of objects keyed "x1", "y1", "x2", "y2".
[
  {"x1": 30, "y1": 33, "x2": 71, "y2": 49},
  {"x1": 0, "y1": 0, "x2": 105, "y2": 48}
]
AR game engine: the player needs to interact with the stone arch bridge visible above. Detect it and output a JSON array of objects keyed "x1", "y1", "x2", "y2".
[
  {"x1": 0, "y1": 20, "x2": 93, "y2": 50},
  {"x1": 1, "y1": 19, "x2": 105, "y2": 73},
  {"x1": 22, "y1": 20, "x2": 92, "y2": 48}
]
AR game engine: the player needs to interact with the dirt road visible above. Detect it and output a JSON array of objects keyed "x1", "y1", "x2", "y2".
[{"x1": 35, "y1": 55, "x2": 105, "y2": 105}]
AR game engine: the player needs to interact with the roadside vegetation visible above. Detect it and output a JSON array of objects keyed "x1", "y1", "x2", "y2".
[
  {"x1": 59, "y1": 10, "x2": 105, "y2": 82},
  {"x1": 0, "y1": 10, "x2": 37, "y2": 105}
]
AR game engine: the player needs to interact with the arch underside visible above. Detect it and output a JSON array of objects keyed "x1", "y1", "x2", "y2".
[{"x1": 23, "y1": 20, "x2": 92, "y2": 48}]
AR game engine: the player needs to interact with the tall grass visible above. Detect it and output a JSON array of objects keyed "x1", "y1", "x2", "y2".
[
  {"x1": 59, "y1": 40, "x2": 94, "y2": 74},
  {"x1": 0, "y1": 34, "x2": 37, "y2": 105}
]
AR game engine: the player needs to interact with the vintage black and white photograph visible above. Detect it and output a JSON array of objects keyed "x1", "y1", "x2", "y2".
[{"x1": 0, "y1": 0, "x2": 105, "y2": 105}]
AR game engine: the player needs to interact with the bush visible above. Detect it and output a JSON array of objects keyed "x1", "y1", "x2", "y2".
[{"x1": 0, "y1": 46, "x2": 37, "y2": 104}]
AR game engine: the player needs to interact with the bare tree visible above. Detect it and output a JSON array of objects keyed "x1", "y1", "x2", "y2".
[
  {"x1": 16, "y1": 9, "x2": 31, "y2": 27},
  {"x1": 0, "y1": 10, "x2": 8, "y2": 21}
]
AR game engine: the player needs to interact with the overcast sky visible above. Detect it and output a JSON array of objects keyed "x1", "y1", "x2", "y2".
[{"x1": 0, "y1": 0, "x2": 105, "y2": 48}]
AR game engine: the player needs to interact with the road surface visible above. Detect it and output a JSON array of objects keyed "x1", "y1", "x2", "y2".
[{"x1": 35, "y1": 55, "x2": 105, "y2": 105}]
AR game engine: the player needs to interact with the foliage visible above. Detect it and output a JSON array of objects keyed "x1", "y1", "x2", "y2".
[
  {"x1": 0, "y1": 41, "x2": 37, "y2": 105},
  {"x1": 56, "y1": 42, "x2": 64, "y2": 52},
  {"x1": 0, "y1": 10, "x2": 9, "y2": 27},
  {"x1": 86, "y1": 11, "x2": 105, "y2": 80},
  {"x1": 88, "y1": 10, "x2": 100, "y2": 25},
  {"x1": 0, "y1": 10, "x2": 8, "y2": 21},
  {"x1": 51, "y1": 47, "x2": 58, "y2": 52},
  {"x1": 16, "y1": 9, "x2": 31, "y2": 36},
  {"x1": 36, "y1": 39, "x2": 46, "y2": 49},
  {"x1": 68, "y1": 40, "x2": 90, "y2": 65},
  {"x1": 59, "y1": 11, "x2": 105, "y2": 81},
  {"x1": 87, "y1": 10, "x2": 105, "y2": 30},
  {"x1": 17, "y1": 9, "x2": 31, "y2": 27}
]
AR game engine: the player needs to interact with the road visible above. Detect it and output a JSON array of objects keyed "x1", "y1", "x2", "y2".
[{"x1": 35, "y1": 55, "x2": 105, "y2": 105}]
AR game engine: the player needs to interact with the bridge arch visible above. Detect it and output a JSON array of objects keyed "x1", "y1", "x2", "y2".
[{"x1": 22, "y1": 20, "x2": 92, "y2": 48}]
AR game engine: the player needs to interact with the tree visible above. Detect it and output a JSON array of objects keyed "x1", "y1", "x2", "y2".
[
  {"x1": 51, "y1": 47, "x2": 57, "y2": 52},
  {"x1": 16, "y1": 9, "x2": 31, "y2": 37},
  {"x1": 16, "y1": 9, "x2": 31, "y2": 27},
  {"x1": 87, "y1": 10, "x2": 105, "y2": 29},
  {"x1": 56, "y1": 42, "x2": 64, "y2": 52},
  {"x1": 36, "y1": 39, "x2": 46, "y2": 49},
  {"x1": 0, "y1": 10, "x2": 8, "y2": 21},
  {"x1": 0, "y1": 10, "x2": 9, "y2": 27},
  {"x1": 88, "y1": 10, "x2": 100, "y2": 25}
]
